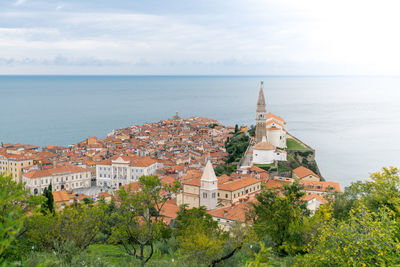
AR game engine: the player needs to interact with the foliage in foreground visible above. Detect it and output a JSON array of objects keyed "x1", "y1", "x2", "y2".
[{"x1": 3, "y1": 168, "x2": 400, "y2": 266}]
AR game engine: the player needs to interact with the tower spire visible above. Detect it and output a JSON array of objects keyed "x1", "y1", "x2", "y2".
[
  {"x1": 257, "y1": 81, "x2": 266, "y2": 111},
  {"x1": 255, "y1": 81, "x2": 267, "y2": 144}
]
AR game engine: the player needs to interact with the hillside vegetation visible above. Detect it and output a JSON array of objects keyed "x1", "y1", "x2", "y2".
[{"x1": 2, "y1": 167, "x2": 400, "y2": 266}]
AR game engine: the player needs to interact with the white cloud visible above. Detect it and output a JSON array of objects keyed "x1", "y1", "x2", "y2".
[
  {"x1": 2, "y1": 0, "x2": 400, "y2": 74},
  {"x1": 56, "y1": 3, "x2": 64, "y2": 11},
  {"x1": 14, "y1": 0, "x2": 27, "y2": 6}
]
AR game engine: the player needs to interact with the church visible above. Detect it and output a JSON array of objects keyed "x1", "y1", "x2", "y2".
[
  {"x1": 177, "y1": 159, "x2": 262, "y2": 210},
  {"x1": 252, "y1": 81, "x2": 287, "y2": 165}
]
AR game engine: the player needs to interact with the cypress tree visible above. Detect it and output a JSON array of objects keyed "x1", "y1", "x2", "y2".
[{"x1": 42, "y1": 184, "x2": 55, "y2": 214}]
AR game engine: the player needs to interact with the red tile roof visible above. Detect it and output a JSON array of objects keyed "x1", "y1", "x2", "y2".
[
  {"x1": 293, "y1": 166, "x2": 319, "y2": 179},
  {"x1": 23, "y1": 164, "x2": 88, "y2": 179},
  {"x1": 299, "y1": 180, "x2": 341, "y2": 193},
  {"x1": 218, "y1": 177, "x2": 261, "y2": 192}
]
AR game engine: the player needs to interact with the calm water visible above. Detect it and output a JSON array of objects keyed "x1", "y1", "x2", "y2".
[{"x1": 1, "y1": 75, "x2": 400, "y2": 186}]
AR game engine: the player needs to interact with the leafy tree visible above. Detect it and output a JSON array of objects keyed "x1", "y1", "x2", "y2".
[
  {"x1": 174, "y1": 207, "x2": 254, "y2": 266},
  {"x1": 82, "y1": 197, "x2": 94, "y2": 205},
  {"x1": 0, "y1": 174, "x2": 43, "y2": 264},
  {"x1": 111, "y1": 175, "x2": 180, "y2": 266},
  {"x1": 225, "y1": 133, "x2": 249, "y2": 164},
  {"x1": 248, "y1": 125, "x2": 256, "y2": 137},
  {"x1": 41, "y1": 183, "x2": 54, "y2": 214},
  {"x1": 24, "y1": 203, "x2": 103, "y2": 251},
  {"x1": 330, "y1": 167, "x2": 400, "y2": 223},
  {"x1": 296, "y1": 205, "x2": 400, "y2": 266},
  {"x1": 249, "y1": 180, "x2": 310, "y2": 255},
  {"x1": 214, "y1": 164, "x2": 236, "y2": 176},
  {"x1": 96, "y1": 198, "x2": 118, "y2": 243}
]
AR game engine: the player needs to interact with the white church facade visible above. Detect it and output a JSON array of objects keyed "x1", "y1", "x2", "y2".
[{"x1": 252, "y1": 82, "x2": 288, "y2": 165}]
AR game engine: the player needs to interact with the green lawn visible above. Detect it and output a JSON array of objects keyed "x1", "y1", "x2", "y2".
[
  {"x1": 286, "y1": 138, "x2": 307, "y2": 150},
  {"x1": 87, "y1": 244, "x2": 178, "y2": 267},
  {"x1": 254, "y1": 163, "x2": 275, "y2": 171}
]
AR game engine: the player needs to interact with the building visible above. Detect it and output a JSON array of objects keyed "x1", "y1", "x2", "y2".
[
  {"x1": 255, "y1": 81, "x2": 267, "y2": 144},
  {"x1": 0, "y1": 153, "x2": 36, "y2": 183},
  {"x1": 252, "y1": 136, "x2": 287, "y2": 164},
  {"x1": 177, "y1": 161, "x2": 262, "y2": 209},
  {"x1": 292, "y1": 166, "x2": 320, "y2": 181},
  {"x1": 22, "y1": 164, "x2": 91, "y2": 195},
  {"x1": 302, "y1": 193, "x2": 327, "y2": 215},
  {"x1": 266, "y1": 113, "x2": 287, "y2": 148},
  {"x1": 207, "y1": 197, "x2": 255, "y2": 230},
  {"x1": 217, "y1": 177, "x2": 261, "y2": 206},
  {"x1": 199, "y1": 160, "x2": 218, "y2": 210},
  {"x1": 96, "y1": 154, "x2": 158, "y2": 189},
  {"x1": 299, "y1": 180, "x2": 341, "y2": 196},
  {"x1": 52, "y1": 190, "x2": 74, "y2": 210}
]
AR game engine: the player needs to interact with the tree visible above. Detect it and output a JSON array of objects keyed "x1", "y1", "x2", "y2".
[
  {"x1": 330, "y1": 167, "x2": 400, "y2": 222},
  {"x1": 24, "y1": 203, "x2": 103, "y2": 252},
  {"x1": 41, "y1": 184, "x2": 54, "y2": 214},
  {"x1": 174, "y1": 207, "x2": 254, "y2": 266},
  {"x1": 111, "y1": 175, "x2": 180, "y2": 266},
  {"x1": 234, "y1": 124, "x2": 239, "y2": 133},
  {"x1": 0, "y1": 174, "x2": 43, "y2": 264},
  {"x1": 248, "y1": 125, "x2": 256, "y2": 137},
  {"x1": 296, "y1": 205, "x2": 400, "y2": 266},
  {"x1": 249, "y1": 180, "x2": 310, "y2": 255}
]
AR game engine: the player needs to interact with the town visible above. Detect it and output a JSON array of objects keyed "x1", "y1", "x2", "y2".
[{"x1": 0, "y1": 82, "x2": 341, "y2": 227}]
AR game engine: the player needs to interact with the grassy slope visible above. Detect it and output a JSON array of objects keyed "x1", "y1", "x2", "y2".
[{"x1": 286, "y1": 138, "x2": 308, "y2": 150}]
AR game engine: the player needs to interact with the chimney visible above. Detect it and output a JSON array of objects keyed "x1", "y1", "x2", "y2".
[{"x1": 223, "y1": 209, "x2": 228, "y2": 217}]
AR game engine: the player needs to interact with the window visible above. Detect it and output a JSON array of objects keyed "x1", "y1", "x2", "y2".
[
  {"x1": 212, "y1": 192, "x2": 216, "y2": 198},
  {"x1": 234, "y1": 194, "x2": 236, "y2": 198},
  {"x1": 218, "y1": 193, "x2": 220, "y2": 197},
  {"x1": 203, "y1": 192, "x2": 207, "y2": 198},
  {"x1": 225, "y1": 194, "x2": 228, "y2": 198}
]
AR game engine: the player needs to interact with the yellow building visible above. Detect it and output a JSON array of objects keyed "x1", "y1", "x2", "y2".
[{"x1": 0, "y1": 153, "x2": 35, "y2": 183}]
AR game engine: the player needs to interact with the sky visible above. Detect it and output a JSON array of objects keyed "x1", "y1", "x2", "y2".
[{"x1": 1, "y1": 0, "x2": 400, "y2": 75}]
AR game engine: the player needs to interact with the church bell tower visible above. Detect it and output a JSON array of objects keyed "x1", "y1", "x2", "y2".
[
  {"x1": 255, "y1": 81, "x2": 267, "y2": 144},
  {"x1": 199, "y1": 160, "x2": 218, "y2": 210}
]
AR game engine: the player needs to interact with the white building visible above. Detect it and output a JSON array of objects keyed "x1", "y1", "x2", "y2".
[
  {"x1": 96, "y1": 154, "x2": 158, "y2": 188},
  {"x1": 22, "y1": 164, "x2": 91, "y2": 195},
  {"x1": 199, "y1": 160, "x2": 218, "y2": 210},
  {"x1": 266, "y1": 113, "x2": 287, "y2": 148},
  {"x1": 302, "y1": 193, "x2": 327, "y2": 215},
  {"x1": 252, "y1": 136, "x2": 287, "y2": 164}
]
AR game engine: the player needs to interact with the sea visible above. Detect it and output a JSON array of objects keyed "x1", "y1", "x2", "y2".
[{"x1": 1, "y1": 75, "x2": 400, "y2": 187}]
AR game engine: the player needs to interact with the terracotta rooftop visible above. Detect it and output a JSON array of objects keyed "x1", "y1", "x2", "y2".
[
  {"x1": 207, "y1": 197, "x2": 256, "y2": 222},
  {"x1": 302, "y1": 193, "x2": 328, "y2": 204},
  {"x1": 182, "y1": 178, "x2": 201, "y2": 187},
  {"x1": 299, "y1": 180, "x2": 341, "y2": 193},
  {"x1": 23, "y1": 164, "x2": 88, "y2": 179},
  {"x1": 253, "y1": 141, "x2": 276, "y2": 150},
  {"x1": 52, "y1": 190, "x2": 71, "y2": 203},
  {"x1": 293, "y1": 166, "x2": 319, "y2": 179},
  {"x1": 218, "y1": 177, "x2": 261, "y2": 192}
]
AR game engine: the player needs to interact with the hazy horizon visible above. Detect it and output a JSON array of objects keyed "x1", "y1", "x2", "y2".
[{"x1": 2, "y1": 0, "x2": 400, "y2": 75}]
